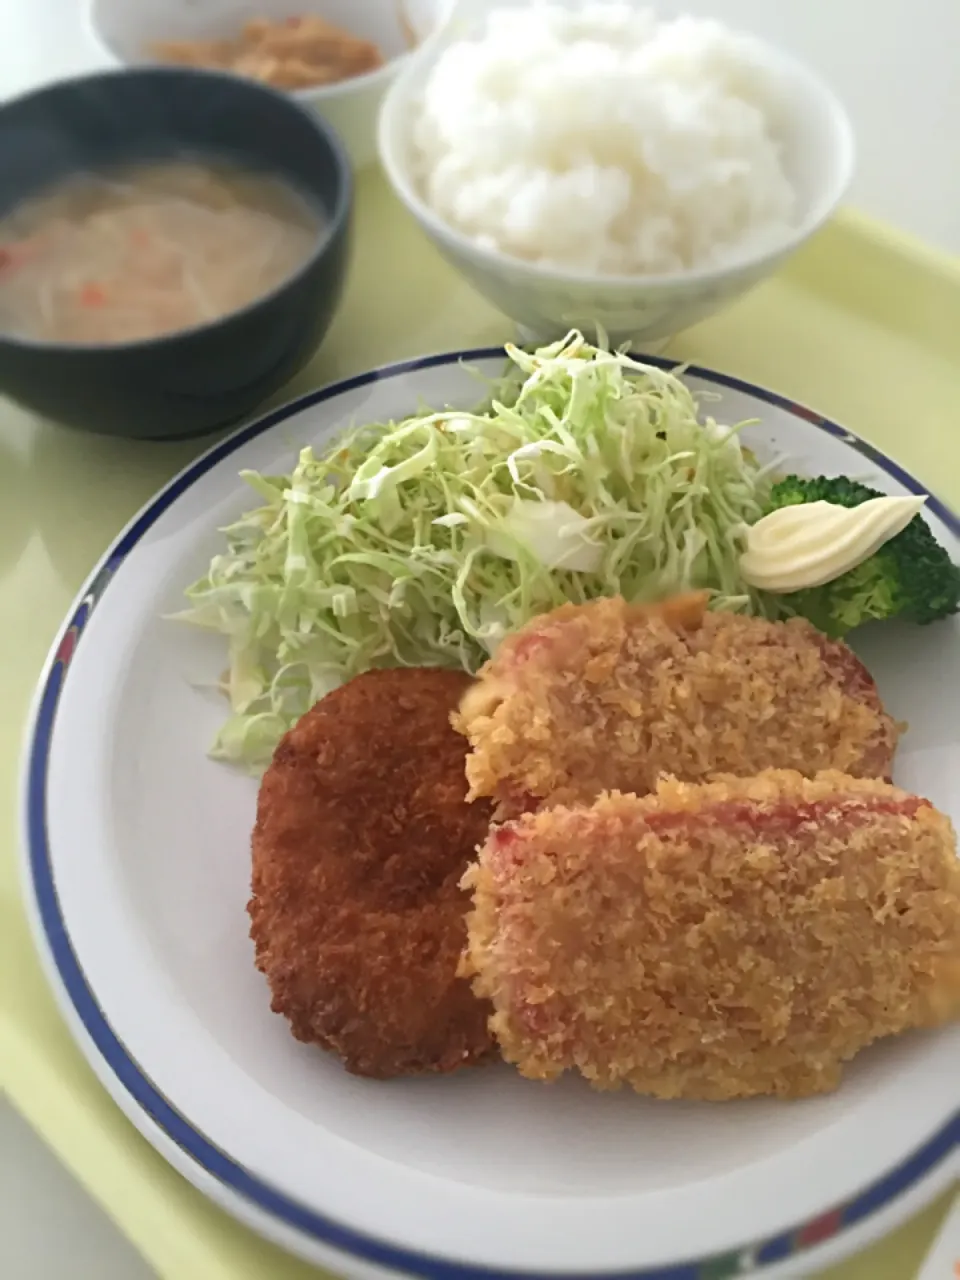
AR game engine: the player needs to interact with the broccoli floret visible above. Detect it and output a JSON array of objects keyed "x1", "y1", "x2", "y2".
[{"x1": 763, "y1": 474, "x2": 960, "y2": 637}]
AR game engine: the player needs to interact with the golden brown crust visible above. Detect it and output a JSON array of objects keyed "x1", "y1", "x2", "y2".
[
  {"x1": 249, "y1": 667, "x2": 495, "y2": 1079},
  {"x1": 462, "y1": 770, "x2": 960, "y2": 1100},
  {"x1": 454, "y1": 597, "x2": 899, "y2": 815}
]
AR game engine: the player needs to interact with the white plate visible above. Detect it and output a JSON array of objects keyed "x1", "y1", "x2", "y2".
[{"x1": 21, "y1": 351, "x2": 960, "y2": 1280}]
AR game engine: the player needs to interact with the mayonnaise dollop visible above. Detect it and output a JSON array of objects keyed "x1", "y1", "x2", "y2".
[{"x1": 740, "y1": 495, "x2": 927, "y2": 594}]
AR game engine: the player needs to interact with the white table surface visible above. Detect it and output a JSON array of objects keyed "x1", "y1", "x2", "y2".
[{"x1": 1, "y1": 0, "x2": 958, "y2": 1277}]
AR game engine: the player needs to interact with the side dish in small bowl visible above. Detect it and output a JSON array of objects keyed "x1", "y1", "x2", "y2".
[
  {"x1": 0, "y1": 67, "x2": 352, "y2": 439},
  {"x1": 379, "y1": 0, "x2": 855, "y2": 346},
  {"x1": 87, "y1": 0, "x2": 453, "y2": 170}
]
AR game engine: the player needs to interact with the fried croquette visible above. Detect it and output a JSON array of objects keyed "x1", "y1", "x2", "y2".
[
  {"x1": 461, "y1": 771, "x2": 960, "y2": 1100},
  {"x1": 455, "y1": 595, "x2": 899, "y2": 816},
  {"x1": 249, "y1": 667, "x2": 495, "y2": 1079}
]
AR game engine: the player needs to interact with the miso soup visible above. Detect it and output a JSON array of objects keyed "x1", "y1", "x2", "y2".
[{"x1": 0, "y1": 158, "x2": 322, "y2": 344}]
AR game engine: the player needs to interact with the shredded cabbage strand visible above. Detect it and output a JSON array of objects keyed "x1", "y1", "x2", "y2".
[{"x1": 179, "y1": 331, "x2": 772, "y2": 770}]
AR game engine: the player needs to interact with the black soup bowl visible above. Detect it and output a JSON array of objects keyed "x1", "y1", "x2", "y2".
[{"x1": 0, "y1": 67, "x2": 352, "y2": 439}]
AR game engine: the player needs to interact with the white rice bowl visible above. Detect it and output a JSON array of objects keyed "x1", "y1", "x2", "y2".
[{"x1": 410, "y1": 4, "x2": 799, "y2": 276}]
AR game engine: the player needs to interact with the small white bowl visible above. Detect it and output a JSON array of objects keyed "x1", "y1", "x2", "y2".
[
  {"x1": 86, "y1": 0, "x2": 452, "y2": 171},
  {"x1": 379, "y1": 5, "x2": 856, "y2": 347}
]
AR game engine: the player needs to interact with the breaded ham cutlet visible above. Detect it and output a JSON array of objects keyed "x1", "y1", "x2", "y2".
[
  {"x1": 461, "y1": 771, "x2": 960, "y2": 1100},
  {"x1": 249, "y1": 667, "x2": 495, "y2": 1079},
  {"x1": 455, "y1": 594, "x2": 899, "y2": 816}
]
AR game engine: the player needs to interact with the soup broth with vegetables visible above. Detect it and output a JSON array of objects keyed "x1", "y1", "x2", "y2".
[{"x1": 0, "y1": 159, "x2": 321, "y2": 344}]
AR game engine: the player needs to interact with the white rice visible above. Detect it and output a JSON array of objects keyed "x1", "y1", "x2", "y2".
[{"x1": 410, "y1": 4, "x2": 798, "y2": 276}]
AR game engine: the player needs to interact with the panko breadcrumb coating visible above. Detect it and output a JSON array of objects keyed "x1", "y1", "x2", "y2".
[
  {"x1": 249, "y1": 668, "x2": 495, "y2": 1079},
  {"x1": 462, "y1": 771, "x2": 960, "y2": 1100},
  {"x1": 455, "y1": 595, "x2": 899, "y2": 816}
]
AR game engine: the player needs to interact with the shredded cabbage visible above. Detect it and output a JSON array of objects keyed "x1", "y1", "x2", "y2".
[{"x1": 179, "y1": 331, "x2": 772, "y2": 771}]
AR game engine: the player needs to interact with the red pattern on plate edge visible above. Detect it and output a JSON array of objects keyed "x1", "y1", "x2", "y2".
[
  {"x1": 55, "y1": 627, "x2": 79, "y2": 667},
  {"x1": 795, "y1": 1208, "x2": 844, "y2": 1249}
]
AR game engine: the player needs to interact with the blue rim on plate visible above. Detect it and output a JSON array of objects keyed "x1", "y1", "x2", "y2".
[{"x1": 22, "y1": 349, "x2": 960, "y2": 1280}]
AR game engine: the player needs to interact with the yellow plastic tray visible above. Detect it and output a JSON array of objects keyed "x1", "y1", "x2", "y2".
[{"x1": 1, "y1": 169, "x2": 958, "y2": 1280}]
